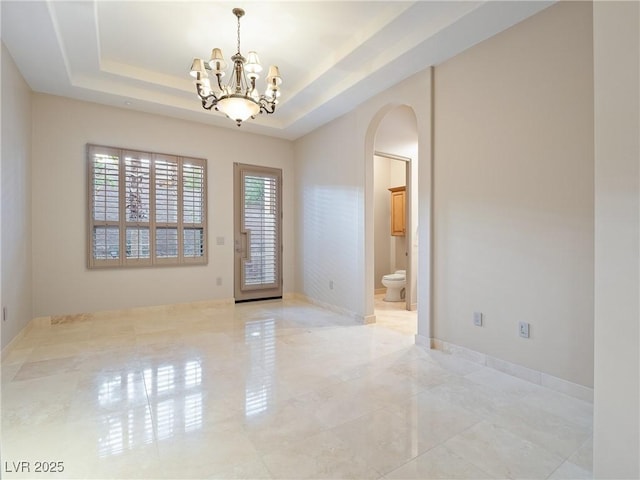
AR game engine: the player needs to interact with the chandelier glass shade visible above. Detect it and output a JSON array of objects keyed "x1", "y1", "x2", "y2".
[{"x1": 189, "y1": 8, "x2": 282, "y2": 126}]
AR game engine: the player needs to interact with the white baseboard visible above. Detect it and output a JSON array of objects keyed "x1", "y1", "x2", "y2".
[
  {"x1": 425, "y1": 338, "x2": 593, "y2": 403},
  {"x1": 293, "y1": 293, "x2": 373, "y2": 324},
  {"x1": 414, "y1": 334, "x2": 432, "y2": 349},
  {"x1": 1, "y1": 315, "x2": 51, "y2": 362},
  {"x1": 2, "y1": 323, "x2": 31, "y2": 362},
  {"x1": 361, "y1": 314, "x2": 376, "y2": 324},
  {"x1": 2, "y1": 298, "x2": 237, "y2": 358}
]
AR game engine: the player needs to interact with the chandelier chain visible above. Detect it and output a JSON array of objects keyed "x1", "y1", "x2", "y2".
[{"x1": 236, "y1": 14, "x2": 241, "y2": 54}]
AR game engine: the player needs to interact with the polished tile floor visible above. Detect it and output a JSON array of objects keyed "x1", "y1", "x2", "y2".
[{"x1": 2, "y1": 296, "x2": 593, "y2": 479}]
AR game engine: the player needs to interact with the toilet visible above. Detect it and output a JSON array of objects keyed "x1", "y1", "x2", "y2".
[{"x1": 381, "y1": 270, "x2": 406, "y2": 302}]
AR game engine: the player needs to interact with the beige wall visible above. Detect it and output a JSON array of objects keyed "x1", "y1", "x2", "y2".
[
  {"x1": 433, "y1": 2, "x2": 594, "y2": 386},
  {"x1": 294, "y1": 114, "x2": 362, "y2": 314},
  {"x1": 593, "y1": 1, "x2": 640, "y2": 477},
  {"x1": 1, "y1": 43, "x2": 33, "y2": 349},
  {"x1": 31, "y1": 94, "x2": 295, "y2": 317},
  {"x1": 374, "y1": 155, "x2": 393, "y2": 290}
]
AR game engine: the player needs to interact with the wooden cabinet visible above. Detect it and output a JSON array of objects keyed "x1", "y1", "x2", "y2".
[{"x1": 388, "y1": 186, "x2": 406, "y2": 236}]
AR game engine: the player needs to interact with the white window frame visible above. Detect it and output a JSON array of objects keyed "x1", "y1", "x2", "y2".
[{"x1": 87, "y1": 144, "x2": 208, "y2": 268}]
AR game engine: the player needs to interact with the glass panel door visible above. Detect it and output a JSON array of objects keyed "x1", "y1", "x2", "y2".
[{"x1": 234, "y1": 164, "x2": 282, "y2": 301}]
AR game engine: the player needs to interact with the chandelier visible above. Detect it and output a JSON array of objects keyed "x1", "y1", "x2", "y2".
[{"x1": 189, "y1": 7, "x2": 282, "y2": 126}]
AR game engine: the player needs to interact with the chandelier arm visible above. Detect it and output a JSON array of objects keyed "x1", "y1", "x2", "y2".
[
  {"x1": 195, "y1": 83, "x2": 218, "y2": 101},
  {"x1": 195, "y1": 83, "x2": 207, "y2": 99},
  {"x1": 259, "y1": 100, "x2": 277, "y2": 115},
  {"x1": 201, "y1": 94, "x2": 219, "y2": 111},
  {"x1": 215, "y1": 73, "x2": 225, "y2": 92},
  {"x1": 194, "y1": 82, "x2": 220, "y2": 111},
  {"x1": 243, "y1": 70, "x2": 253, "y2": 96},
  {"x1": 201, "y1": 97, "x2": 214, "y2": 110}
]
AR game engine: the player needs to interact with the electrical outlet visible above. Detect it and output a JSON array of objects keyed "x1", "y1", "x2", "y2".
[
  {"x1": 473, "y1": 311, "x2": 483, "y2": 327},
  {"x1": 329, "y1": 280, "x2": 334, "y2": 290},
  {"x1": 519, "y1": 321, "x2": 530, "y2": 338},
  {"x1": 216, "y1": 277, "x2": 222, "y2": 286}
]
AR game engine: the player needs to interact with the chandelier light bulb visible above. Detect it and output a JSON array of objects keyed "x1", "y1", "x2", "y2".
[
  {"x1": 265, "y1": 87, "x2": 280, "y2": 100},
  {"x1": 266, "y1": 66, "x2": 282, "y2": 85},
  {"x1": 190, "y1": 58, "x2": 206, "y2": 78},
  {"x1": 245, "y1": 51, "x2": 263, "y2": 80},
  {"x1": 209, "y1": 48, "x2": 227, "y2": 74}
]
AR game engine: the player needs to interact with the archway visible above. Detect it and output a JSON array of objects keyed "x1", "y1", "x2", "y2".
[{"x1": 364, "y1": 105, "x2": 419, "y2": 322}]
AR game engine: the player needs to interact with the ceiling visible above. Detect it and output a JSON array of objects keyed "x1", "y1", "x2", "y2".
[{"x1": 1, "y1": 1, "x2": 552, "y2": 140}]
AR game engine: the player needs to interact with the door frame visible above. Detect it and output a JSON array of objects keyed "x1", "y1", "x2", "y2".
[
  {"x1": 374, "y1": 150, "x2": 416, "y2": 311},
  {"x1": 233, "y1": 163, "x2": 283, "y2": 302}
]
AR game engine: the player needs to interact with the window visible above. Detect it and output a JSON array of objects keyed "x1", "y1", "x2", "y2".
[{"x1": 88, "y1": 145, "x2": 207, "y2": 268}]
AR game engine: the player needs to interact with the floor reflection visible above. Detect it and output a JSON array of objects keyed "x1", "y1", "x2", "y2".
[
  {"x1": 184, "y1": 393, "x2": 203, "y2": 433},
  {"x1": 93, "y1": 318, "x2": 279, "y2": 457},
  {"x1": 98, "y1": 408, "x2": 154, "y2": 458},
  {"x1": 244, "y1": 318, "x2": 276, "y2": 417},
  {"x1": 96, "y1": 358, "x2": 204, "y2": 457},
  {"x1": 97, "y1": 379, "x2": 154, "y2": 458}
]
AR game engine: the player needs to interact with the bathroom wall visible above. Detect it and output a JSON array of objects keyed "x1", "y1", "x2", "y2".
[
  {"x1": 373, "y1": 156, "x2": 406, "y2": 290},
  {"x1": 373, "y1": 156, "x2": 392, "y2": 290},
  {"x1": 389, "y1": 161, "x2": 407, "y2": 273}
]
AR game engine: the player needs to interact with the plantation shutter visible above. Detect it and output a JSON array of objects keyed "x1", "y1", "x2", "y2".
[
  {"x1": 154, "y1": 154, "x2": 179, "y2": 264},
  {"x1": 182, "y1": 159, "x2": 206, "y2": 262},
  {"x1": 242, "y1": 172, "x2": 280, "y2": 288},
  {"x1": 88, "y1": 145, "x2": 207, "y2": 268},
  {"x1": 89, "y1": 146, "x2": 121, "y2": 266},
  {"x1": 124, "y1": 151, "x2": 151, "y2": 265}
]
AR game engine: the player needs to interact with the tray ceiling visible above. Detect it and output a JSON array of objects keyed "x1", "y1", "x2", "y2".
[{"x1": 1, "y1": 1, "x2": 552, "y2": 140}]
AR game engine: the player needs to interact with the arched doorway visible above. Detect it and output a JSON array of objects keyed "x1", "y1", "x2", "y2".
[{"x1": 364, "y1": 105, "x2": 419, "y2": 321}]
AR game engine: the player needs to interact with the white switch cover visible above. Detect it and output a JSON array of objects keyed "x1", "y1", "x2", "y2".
[
  {"x1": 519, "y1": 321, "x2": 530, "y2": 338},
  {"x1": 473, "y1": 312, "x2": 483, "y2": 326}
]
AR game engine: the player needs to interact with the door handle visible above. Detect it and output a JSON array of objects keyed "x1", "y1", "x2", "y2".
[
  {"x1": 236, "y1": 231, "x2": 251, "y2": 260},
  {"x1": 244, "y1": 230, "x2": 251, "y2": 261}
]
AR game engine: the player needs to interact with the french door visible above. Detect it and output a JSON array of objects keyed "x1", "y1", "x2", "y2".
[{"x1": 234, "y1": 163, "x2": 283, "y2": 302}]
